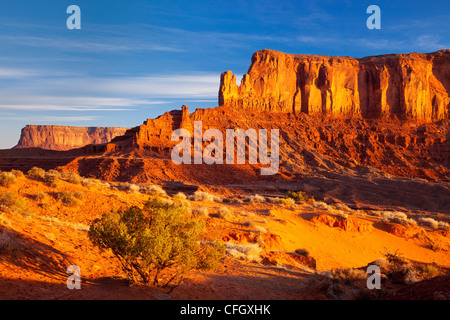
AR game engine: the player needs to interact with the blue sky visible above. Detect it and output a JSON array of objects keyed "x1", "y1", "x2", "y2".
[{"x1": 0, "y1": 0, "x2": 449, "y2": 148}]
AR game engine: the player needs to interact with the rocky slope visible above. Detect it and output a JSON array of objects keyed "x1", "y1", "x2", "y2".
[
  {"x1": 219, "y1": 49, "x2": 450, "y2": 121},
  {"x1": 15, "y1": 125, "x2": 130, "y2": 151}
]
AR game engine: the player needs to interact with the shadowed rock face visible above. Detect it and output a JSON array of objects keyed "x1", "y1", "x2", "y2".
[
  {"x1": 219, "y1": 49, "x2": 450, "y2": 121},
  {"x1": 15, "y1": 125, "x2": 130, "y2": 151}
]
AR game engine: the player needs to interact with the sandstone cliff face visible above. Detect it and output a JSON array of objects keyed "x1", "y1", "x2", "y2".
[
  {"x1": 219, "y1": 49, "x2": 450, "y2": 121},
  {"x1": 15, "y1": 125, "x2": 130, "y2": 151}
]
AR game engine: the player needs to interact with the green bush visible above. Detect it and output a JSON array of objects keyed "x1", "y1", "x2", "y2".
[
  {"x1": 88, "y1": 197, "x2": 225, "y2": 290},
  {"x1": 285, "y1": 191, "x2": 306, "y2": 203},
  {"x1": 0, "y1": 172, "x2": 17, "y2": 188}
]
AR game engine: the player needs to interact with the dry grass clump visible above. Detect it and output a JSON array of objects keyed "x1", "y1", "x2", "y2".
[
  {"x1": 10, "y1": 170, "x2": 24, "y2": 178},
  {"x1": 172, "y1": 192, "x2": 187, "y2": 201},
  {"x1": 253, "y1": 225, "x2": 267, "y2": 233},
  {"x1": 382, "y1": 211, "x2": 417, "y2": 227},
  {"x1": 61, "y1": 172, "x2": 83, "y2": 185},
  {"x1": 127, "y1": 183, "x2": 141, "y2": 194},
  {"x1": 35, "y1": 192, "x2": 47, "y2": 203},
  {"x1": 225, "y1": 242, "x2": 262, "y2": 262},
  {"x1": 217, "y1": 207, "x2": 232, "y2": 220},
  {"x1": 245, "y1": 194, "x2": 266, "y2": 203},
  {"x1": 418, "y1": 217, "x2": 450, "y2": 230},
  {"x1": 27, "y1": 167, "x2": 46, "y2": 179},
  {"x1": 0, "y1": 191, "x2": 28, "y2": 215},
  {"x1": 381, "y1": 249, "x2": 441, "y2": 284},
  {"x1": 44, "y1": 173, "x2": 59, "y2": 188},
  {"x1": 81, "y1": 178, "x2": 105, "y2": 189},
  {"x1": 56, "y1": 191, "x2": 84, "y2": 207},
  {"x1": 142, "y1": 184, "x2": 168, "y2": 197},
  {"x1": 0, "y1": 172, "x2": 17, "y2": 188},
  {"x1": 311, "y1": 201, "x2": 329, "y2": 210},
  {"x1": 193, "y1": 207, "x2": 209, "y2": 217},
  {"x1": 277, "y1": 197, "x2": 296, "y2": 207},
  {"x1": 324, "y1": 267, "x2": 373, "y2": 300},
  {"x1": 193, "y1": 190, "x2": 222, "y2": 202}
]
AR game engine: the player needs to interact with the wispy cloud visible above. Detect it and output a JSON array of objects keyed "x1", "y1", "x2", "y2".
[
  {"x1": 0, "y1": 35, "x2": 185, "y2": 53},
  {"x1": 0, "y1": 115, "x2": 99, "y2": 122}
]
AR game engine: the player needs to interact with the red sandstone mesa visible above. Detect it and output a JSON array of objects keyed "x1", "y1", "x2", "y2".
[
  {"x1": 14, "y1": 125, "x2": 130, "y2": 151},
  {"x1": 220, "y1": 49, "x2": 450, "y2": 121}
]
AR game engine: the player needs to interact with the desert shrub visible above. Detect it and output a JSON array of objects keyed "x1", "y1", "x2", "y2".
[
  {"x1": 277, "y1": 197, "x2": 295, "y2": 207},
  {"x1": 61, "y1": 172, "x2": 83, "y2": 184},
  {"x1": 217, "y1": 207, "x2": 232, "y2": 220},
  {"x1": 311, "y1": 201, "x2": 329, "y2": 210},
  {"x1": 35, "y1": 192, "x2": 47, "y2": 203},
  {"x1": 0, "y1": 191, "x2": 28, "y2": 214},
  {"x1": 10, "y1": 170, "x2": 24, "y2": 178},
  {"x1": 142, "y1": 184, "x2": 167, "y2": 197},
  {"x1": 225, "y1": 242, "x2": 262, "y2": 262},
  {"x1": 382, "y1": 211, "x2": 417, "y2": 227},
  {"x1": 254, "y1": 225, "x2": 267, "y2": 233},
  {"x1": 44, "y1": 174, "x2": 59, "y2": 188},
  {"x1": 56, "y1": 191, "x2": 83, "y2": 207},
  {"x1": 46, "y1": 169, "x2": 61, "y2": 178},
  {"x1": 27, "y1": 167, "x2": 46, "y2": 179},
  {"x1": 418, "y1": 217, "x2": 449, "y2": 230},
  {"x1": 332, "y1": 203, "x2": 352, "y2": 212},
  {"x1": 194, "y1": 207, "x2": 209, "y2": 217},
  {"x1": 285, "y1": 191, "x2": 306, "y2": 203},
  {"x1": 172, "y1": 192, "x2": 187, "y2": 201},
  {"x1": 0, "y1": 172, "x2": 17, "y2": 188},
  {"x1": 81, "y1": 178, "x2": 97, "y2": 188},
  {"x1": 193, "y1": 190, "x2": 221, "y2": 202},
  {"x1": 172, "y1": 196, "x2": 192, "y2": 215},
  {"x1": 88, "y1": 197, "x2": 225, "y2": 289},
  {"x1": 245, "y1": 194, "x2": 266, "y2": 203}
]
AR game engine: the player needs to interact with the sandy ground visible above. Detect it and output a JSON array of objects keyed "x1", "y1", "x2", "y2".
[{"x1": 0, "y1": 174, "x2": 449, "y2": 300}]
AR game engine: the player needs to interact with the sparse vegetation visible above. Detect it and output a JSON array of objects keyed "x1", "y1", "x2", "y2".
[
  {"x1": 225, "y1": 242, "x2": 262, "y2": 262},
  {"x1": 61, "y1": 172, "x2": 83, "y2": 185},
  {"x1": 0, "y1": 172, "x2": 17, "y2": 188},
  {"x1": 10, "y1": 170, "x2": 24, "y2": 178},
  {"x1": 56, "y1": 191, "x2": 84, "y2": 207},
  {"x1": 142, "y1": 184, "x2": 168, "y2": 197},
  {"x1": 44, "y1": 174, "x2": 59, "y2": 188},
  {"x1": 27, "y1": 167, "x2": 46, "y2": 179},
  {"x1": 277, "y1": 197, "x2": 295, "y2": 207},
  {"x1": 245, "y1": 194, "x2": 266, "y2": 203},
  {"x1": 217, "y1": 207, "x2": 232, "y2": 220},
  {"x1": 88, "y1": 197, "x2": 225, "y2": 290},
  {"x1": 194, "y1": 207, "x2": 209, "y2": 217},
  {"x1": 0, "y1": 191, "x2": 28, "y2": 214},
  {"x1": 382, "y1": 211, "x2": 417, "y2": 227},
  {"x1": 193, "y1": 190, "x2": 221, "y2": 202},
  {"x1": 418, "y1": 217, "x2": 450, "y2": 230}
]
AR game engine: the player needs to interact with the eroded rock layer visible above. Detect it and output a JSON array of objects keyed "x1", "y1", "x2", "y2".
[{"x1": 219, "y1": 49, "x2": 450, "y2": 121}]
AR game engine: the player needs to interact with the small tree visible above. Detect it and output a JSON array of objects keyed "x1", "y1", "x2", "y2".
[{"x1": 88, "y1": 197, "x2": 225, "y2": 291}]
